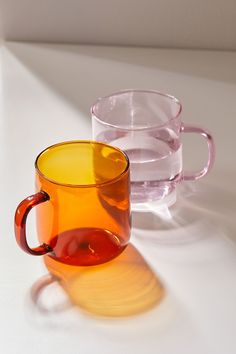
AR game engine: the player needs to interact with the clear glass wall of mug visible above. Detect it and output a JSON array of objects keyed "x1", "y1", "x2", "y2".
[
  {"x1": 15, "y1": 141, "x2": 131, "y2": 267},
  {"x1": 91, "y1": 90, "x2": 215, "y2": 208}
]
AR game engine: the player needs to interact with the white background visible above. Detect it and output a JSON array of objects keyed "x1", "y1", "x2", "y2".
[{"x1": 0, "y1": 1, "x2": 236, "y2": 353}]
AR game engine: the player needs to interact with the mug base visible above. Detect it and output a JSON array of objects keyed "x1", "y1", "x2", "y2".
[
  {"x1": 131, "y1": 190, "x2": 177, "y2": 213},
  {"x1": 48, "y1": 228, "x2": 127, "y2": 266}
]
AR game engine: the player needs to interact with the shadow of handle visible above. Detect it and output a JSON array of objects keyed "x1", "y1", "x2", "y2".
[
  {"x1": 30, "y1": 273, "x2": 71, "y2": 314},
  {"x1": 181, "y1": 123, "x2": 215, "y2": 181},
  {"x1": 30, "y1": 274, "x2": 55, "y2": 313}
]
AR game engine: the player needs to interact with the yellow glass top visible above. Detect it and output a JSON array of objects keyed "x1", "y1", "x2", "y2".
[{"x1": 35, "y1": 141, "x2": 129, "y2": 186}]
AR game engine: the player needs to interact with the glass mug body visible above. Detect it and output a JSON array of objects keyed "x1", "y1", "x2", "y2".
[
  {"x1": 15, "y1": 141, "x2": 131, "y2": 266},
  {"x1": 91, "y1": 90, "x2": 215, "y2": 206}
]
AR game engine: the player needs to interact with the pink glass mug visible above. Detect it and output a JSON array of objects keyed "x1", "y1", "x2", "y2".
[{"x1": 91, "y1": 90, "x2": 215, "y2": 207}]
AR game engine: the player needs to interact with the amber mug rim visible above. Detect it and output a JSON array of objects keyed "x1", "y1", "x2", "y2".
[{"x1": 35, "y1": 140, "x2": 130, "y2": 188}]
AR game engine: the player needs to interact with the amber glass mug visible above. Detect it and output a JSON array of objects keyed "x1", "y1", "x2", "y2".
[{"x1": 15, "y1": 141, "x2": 130, "y2": 266}]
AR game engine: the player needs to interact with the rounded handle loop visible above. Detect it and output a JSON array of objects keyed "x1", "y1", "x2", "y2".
[
  {"x1": 181, "y1": 123, "x2": 215, "y2": 181},
  {"x1": 14, "y1": 191, "x2": 52, "y2": 255}
]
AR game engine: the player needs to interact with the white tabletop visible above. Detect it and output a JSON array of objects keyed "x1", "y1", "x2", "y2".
[{"x1": 1, "y1": 42, "x2": 236, "y2": 354}]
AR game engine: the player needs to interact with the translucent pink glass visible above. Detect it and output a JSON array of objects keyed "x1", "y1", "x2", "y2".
[{"x1": 91, "y1": 90, "x2": 215, "y2": 205}]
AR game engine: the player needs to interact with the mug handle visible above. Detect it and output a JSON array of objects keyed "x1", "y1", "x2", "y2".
[
  {"x1": 180, "y1": 123, "x2": 215, "y2": 181},
  {"x1": 14, "y1": 191, "x2": 52, "y2": 255}
]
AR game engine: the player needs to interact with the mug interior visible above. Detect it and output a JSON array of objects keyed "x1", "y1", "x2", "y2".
[{"x1": 35, "y1": 141, "x2": 129, "y2": 186}]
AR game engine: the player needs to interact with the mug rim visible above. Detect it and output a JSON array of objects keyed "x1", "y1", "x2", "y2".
[
  {"x1": 91, "y1": 89, "x2": 182, "y2": 131},
  {"x1": 35, "y1": 140, "x2": 130, "y2": 188}
]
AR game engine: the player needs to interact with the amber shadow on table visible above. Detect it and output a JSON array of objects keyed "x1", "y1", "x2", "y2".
[{"x1": 29, "y1": 243, "x2": 164, "y2": 318}]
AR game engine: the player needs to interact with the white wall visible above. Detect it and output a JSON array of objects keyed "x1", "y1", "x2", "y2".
[
  {"x1": 1, "y1": 0, "x2": 236, "y2": 50},
  {"x1": 0, "y1": 5, "x2": 3, "y2": 41}
]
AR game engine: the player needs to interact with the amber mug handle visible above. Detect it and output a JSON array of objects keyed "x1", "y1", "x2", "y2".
[{"x1": 14, "y1": 191, "x2": 52, "y2": 255}]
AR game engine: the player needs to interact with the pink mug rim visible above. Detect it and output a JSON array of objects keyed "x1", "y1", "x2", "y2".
[{"x1": 91, "y1": 89, "x2": 183, "y2": 131}]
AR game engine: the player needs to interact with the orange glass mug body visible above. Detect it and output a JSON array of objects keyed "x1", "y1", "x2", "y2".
[{"x1": 15, "y1": 141, "x2": 131, "y2": 266}]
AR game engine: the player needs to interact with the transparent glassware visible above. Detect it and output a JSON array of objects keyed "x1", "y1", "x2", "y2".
[
  {"x1": 92, "y1": 90, "x2": 215, "y2": 207},
  {"x1": 15, "y1": 141, "x2": 131, "y2": 266}
]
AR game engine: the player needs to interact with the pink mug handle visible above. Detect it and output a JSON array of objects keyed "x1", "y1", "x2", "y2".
[{"x1": 180, "y1": 123, "x2": 215, "y2": 181}]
